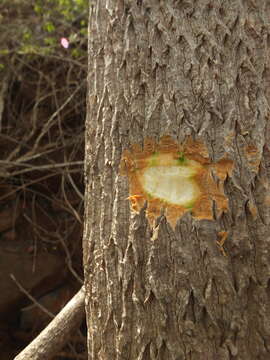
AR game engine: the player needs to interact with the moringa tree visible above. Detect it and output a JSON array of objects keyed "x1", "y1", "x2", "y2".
[{"x1": 84, "y1": 1, "x2": 270, "y2": 359}]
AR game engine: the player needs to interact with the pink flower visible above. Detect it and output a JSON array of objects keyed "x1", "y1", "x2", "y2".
[{"x1": 60, "y1": 37, "x2": 69, "y2": 49}]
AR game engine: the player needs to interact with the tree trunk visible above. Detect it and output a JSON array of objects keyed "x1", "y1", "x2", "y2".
[{"x1": 83, "y1": 1, "x2": 270, "y2": 359}]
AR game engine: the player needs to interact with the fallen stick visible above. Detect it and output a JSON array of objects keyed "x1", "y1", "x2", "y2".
[{"x1": 14, "y1": 286, "x2": 85, "y2": 360}]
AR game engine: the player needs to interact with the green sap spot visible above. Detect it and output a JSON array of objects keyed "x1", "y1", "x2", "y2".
[
  {"x1": 149, "y1": 152, "x2": 159, "y2": 166},
  {"x1": 185, "y1": 201, "x2": 194, "y2": 209},
  {"x1": 176, "y1": 152, "x2": 186, "y2": 165},
  {"x1": 146, "y1": 192, "x2": 153, "y2": 199}
]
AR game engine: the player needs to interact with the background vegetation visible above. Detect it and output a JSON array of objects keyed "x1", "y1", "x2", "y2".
[{"x1": 0, "y1": 1, "x2": 88, "y2": 358}]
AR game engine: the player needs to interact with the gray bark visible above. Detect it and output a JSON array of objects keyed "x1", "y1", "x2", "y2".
[{"x1": 84, "y1": 1, "x2": 270, "y2": 359}]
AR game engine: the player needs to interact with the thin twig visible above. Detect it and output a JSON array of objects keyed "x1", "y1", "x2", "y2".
[
  {"x1": 10, "y1": 274, "x2": 55, "y2": 319},
  {"x1": 33, "y1": 83, "x2": 84, "y2": 151},
  {"x1": 56, "y1": 233, "x2": 84, "y2": 285},
  {"x1": 0, "y1": 160, "x2": 83, "y2": 176},
  {"x1": 0, "y1": 74, "x2": 8, "y2": 133},
  {"x1": 0, "y1": 169, "x2": 79, "y2": 201}
]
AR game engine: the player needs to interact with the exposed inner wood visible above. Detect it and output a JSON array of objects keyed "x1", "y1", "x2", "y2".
[
  {"x1": 141, "y1": 164, "x2": 201, "y2": 205},
  {"x1": 122, "y1": 136, "x2": 234, "y2": 227}
]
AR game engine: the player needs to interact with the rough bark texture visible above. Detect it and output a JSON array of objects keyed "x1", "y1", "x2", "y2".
[{"x1": 84, "y1": 1, "x2": 270, "y2": 359}]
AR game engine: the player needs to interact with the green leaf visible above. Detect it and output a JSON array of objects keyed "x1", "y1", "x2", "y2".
[
  {"x1": 34, "y1": 4, "x2": 42, "y2": 14},
  {"x1": 0, "y1": 49, "x2": 9, "y2": 55},
  {"x1": 71, "y1": 48, "x2": 80, "y2": 58},
  {"x1": 44, "y1": 22, "x2": 55, "y2": 33},
  {"x1": 23, "y1": 30, "x2": 32, "y2": 41},
  {"x1": 44, "y1": 37, "x2": 56, "y2": 46}
]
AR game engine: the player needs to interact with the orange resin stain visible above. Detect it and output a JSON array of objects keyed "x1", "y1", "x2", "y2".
[{"x1": 121, "y1": 136, "x2": 234, "y2": 228}]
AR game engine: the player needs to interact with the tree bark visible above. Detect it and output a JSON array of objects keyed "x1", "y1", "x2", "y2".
[{"x1": 84, "y1": 1, "x2": 270, "y2": 359}]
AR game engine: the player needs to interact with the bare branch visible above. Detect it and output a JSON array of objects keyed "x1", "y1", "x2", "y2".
[{"x1": 14, "y1": 286, "x2": 85, "y2": 360}]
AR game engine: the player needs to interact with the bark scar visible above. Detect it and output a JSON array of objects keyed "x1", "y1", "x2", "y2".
[{"x1": 121, "y1": 135, "x2": 234, "y2": 228}]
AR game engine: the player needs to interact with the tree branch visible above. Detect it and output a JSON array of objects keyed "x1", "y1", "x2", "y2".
[{"x1": 14, "y1": 286, "x2": 85, "y2": 360}]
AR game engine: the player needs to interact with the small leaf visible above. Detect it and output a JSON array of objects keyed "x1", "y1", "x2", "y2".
[{"x1": 44, "y1": 22, "x2": 55, "y2": 33}]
